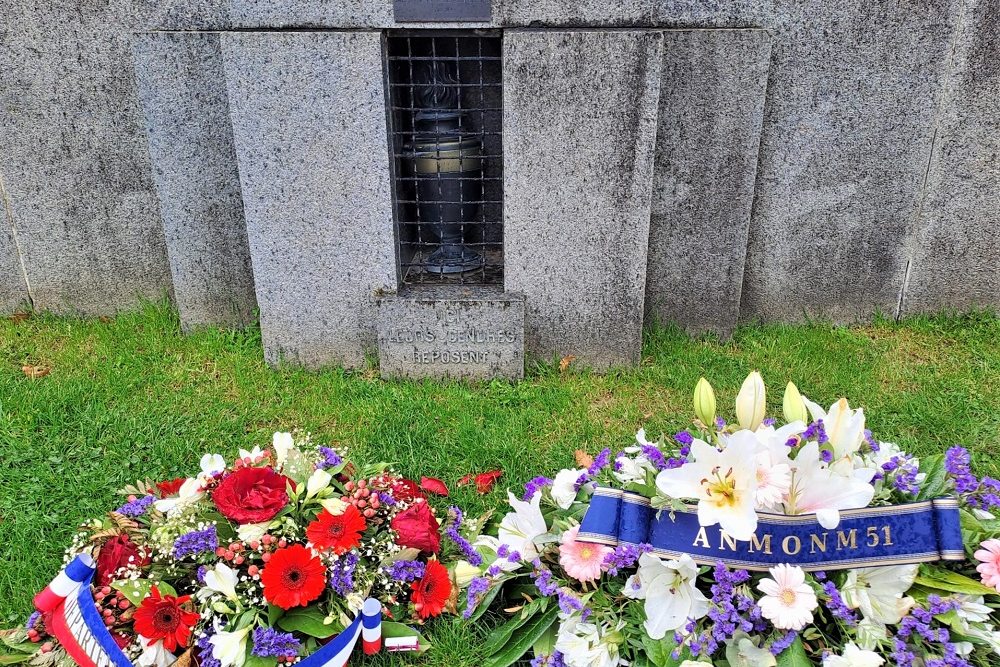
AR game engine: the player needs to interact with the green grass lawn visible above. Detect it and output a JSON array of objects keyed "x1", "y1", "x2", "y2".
[{"x1": 1, "y1": 302, "x2": 999, "y2": 665}]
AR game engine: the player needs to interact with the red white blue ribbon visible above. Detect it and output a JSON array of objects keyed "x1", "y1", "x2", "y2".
[{"x1": 35, "y1": 554, "x2": 384, "y2": 667}]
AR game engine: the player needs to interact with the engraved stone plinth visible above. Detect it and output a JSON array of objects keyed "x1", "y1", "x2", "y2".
[{"x1": 376, "y1": 288, "x2": 524, "y2": 381}]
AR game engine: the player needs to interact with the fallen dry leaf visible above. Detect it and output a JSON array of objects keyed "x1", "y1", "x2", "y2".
[
  {"x1": 9, "y1": 312, "x2": 31, "y2": 323},
  {"x1": 574, "y1": 449, "x2": 595, "y2": 468},
  {"x1": 22, "y1": 365, "x2": 50, "y2": 379},
  {"x1": 559, "y1": 354, "x2": 576, "y2": 372}
]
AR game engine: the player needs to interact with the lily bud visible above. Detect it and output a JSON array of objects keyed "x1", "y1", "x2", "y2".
[
  {"x1": 693, "y1": 377, "x2": 717, "y2": 428},
  {"x1": 783, "y1": 381, "x2": 808, "y2": 424},
  {"x1": 306, "y1": 468, "x2": 332, "y2": 498},
  {"x1": 453, "y1": 560, "x2": 481, "y2": 588},
  {"x1": 735, "y1": 371, "x2": 766, "y2": 431},
  {"x1": 320, "y1": 497, "x2": 349, "y2": 516}
]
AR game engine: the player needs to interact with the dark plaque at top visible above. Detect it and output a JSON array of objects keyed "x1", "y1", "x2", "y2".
[{"x1": 393, "y1": 0, "x2": 492, "y2": 22}]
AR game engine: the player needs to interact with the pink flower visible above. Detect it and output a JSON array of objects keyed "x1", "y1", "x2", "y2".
[
  {"x1": 558, "y1": 526, "x2": 611, "y2": 583},
  {"x1": 975, "y1": 538, "x2": 1000, "y2": 591}
]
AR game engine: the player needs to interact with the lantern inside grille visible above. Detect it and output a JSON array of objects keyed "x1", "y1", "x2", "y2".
[{"x1": 385, "y1": 30, "x2": 503, "y2": 286}]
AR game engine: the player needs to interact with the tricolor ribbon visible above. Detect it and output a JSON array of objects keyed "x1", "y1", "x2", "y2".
[
  {"x1": 579, "y1": 487, "x2": 966, "y2": 571},
  {"x1": 35, "y1": 555, "x2": 383, "y2": 667}
]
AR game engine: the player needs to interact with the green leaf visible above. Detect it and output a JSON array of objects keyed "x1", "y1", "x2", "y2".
[
  {"x1": 112, "y1": 579, "x2": 152, "y2": 606},
  {"x1": 277, "y1": 607, "x2": 341, "y2": 638},
  {"x1": 776, "y1": 637, "x2": 811, "y2": 667},
  {"x1": 0, "y1": 655, "x2": 31, "y2": 665},
  {"x1": 465, "y1": 578, "x2": 506, "y2": 623},
  {"x1": 484, "y1": 606, "x2": 558, "y2": 667},
  {"x1": 381, "y1": 621, "x2": 431, "y2": 654},
  {"x1": 244, "y1": 656, "x2": 277, "y2": 667},
  {"x1": 916, "y1": 453, "x2": 949, "y2": 501},
  {"x1": 640, "y1": 634, "x2": 690, "y2": 667},
  {"x1": 267, "y1": 605, "x2": 285, "y2": 627},
  {"x1": 915, "y1": 567, "x2": 997, "y2": 596},
  {"x1": 481, "y1": 606, "x2": 538, "y2": 656}
]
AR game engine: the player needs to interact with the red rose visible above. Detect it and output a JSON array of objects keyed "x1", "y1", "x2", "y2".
[
  {"x1": 155, "y1": 477, "x2": 185, "y2": 498},
  {"x1": 391, "y1": 501, "x2": 441, "y2": 553},
  {"x1": 212, "y1": 467, "x2": 291, "y2": 524},
  {"x1": 96, "y1": 535, "x2": 150, "y2": 586}
]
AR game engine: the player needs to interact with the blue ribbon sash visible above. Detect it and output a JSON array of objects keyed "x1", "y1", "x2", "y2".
[{"x1": 579, "y1": 488, "x2": 965, "y2": 571}]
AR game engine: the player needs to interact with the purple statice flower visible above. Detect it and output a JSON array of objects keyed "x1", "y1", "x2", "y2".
[
  {"x1": 945, "y1": 446, "x2": 979, "y2": 494},
  {"x1": 556, "y1": 589, "x2": 584, "y2": 615},
  {"x1": 531, "y1": 652, "x2": 566, "y2": 667},
  {"x1": 803, "y1": 420, "x2": 829, "y2": 444},
  {"x1": 602, "y1": 542, "x2": 652, "y2": 575},
  {"x1": 674, "y1": 431, "x2": 694, "y2": 446},
  {"x1": 785, "y1": 437, "x2": 799, "y2": 447},
  {"x1": 196, "y1": 565, "x2": 208, "y2": 585},
  {"x1": 682, "y1": 563, "x2": 761, "y2": 657},
  {"x1": 587, "y1": 448, "x2": 612, "y2": 478},
  {"x1": 25, "y1": 611, "x2": 41, "y2": 630},
  {"x1": 821, "y1": 581, "x2": 857, "y2": 625},
  {"x1": 971, "y1": 477, "x2": 1000, "y2": 510},
  {"x1": 115, "y1": 494, "x2": 155, "y2": 518},
  {"x1": 463, "y1": 576, "x2": 491, "y2": 619},
  {"x1": 386, "y1": 560, "x2": 426, "y2": 583},
  {"x1": 769, "y1": 631, "x2": 797, "y2": 655},
  {"x1": 172, "y1": 525, "x2": 218, "y2": 560},
  {"x1": 864, "y1": 429, "x2": 880, "y2": 451},
  {"x1": 252, "y1": 628, "x2": 301, "y2": 658},
  {"x1": 316, "y1": 446, "x2": 342, "y2": 470},
  {"x1": 762, "y1": 417, "x2": 776, "y2": 427},
  {"x1": 820, "y1": 448, "x2": 834, "y2": 463},
  {"x1": 378, "y1": 491, "x2": 396, "y2": 506},
  {"x1": 530, "y1": 560, "x2": 560, "y2": 596},
  {"x1": 329, "y1": 551, "x2": 360, "y2": 596},
  {"x1": 523, "y1": 476, "x2": 553, "y2": 501},
  {"x1": 892, "y1": 596, "x2": 969, "y2": 667},
  {"x1": 197, "y1": 632, "x2": 221, "y2": 667},
  {"x1": 640, "y1": 444, "x2": 669, "y2": 471},
  {"x1": 883, "y1": 455, "x2": 921, "y2": 495},
  {"x1": 445, "y1": 507, "x2": 483, "y2": 566}
]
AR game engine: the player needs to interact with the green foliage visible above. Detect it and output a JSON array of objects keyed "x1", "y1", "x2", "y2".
[
  {"x1": 776, "y1": 637, "x2": 812, "y2": 666},
  {"x1": 276, "y1": 606, "x2": 342, "y2": 638},
  {"x1": 1, "y1": 302, "x2": 998, "y2": 665}
]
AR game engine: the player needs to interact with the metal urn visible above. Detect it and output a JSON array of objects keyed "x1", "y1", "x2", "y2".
[{"x1": 406, "y1": 59, "x2": 484, "y2": 274}]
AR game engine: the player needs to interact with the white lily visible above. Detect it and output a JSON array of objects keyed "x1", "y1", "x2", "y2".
[
  {"x1": 237, "y1": 446, "x2": 264, "y2": 461},
  {"x1": 953, "y1": 595, "x2": 992, "y2": 623},
  {"x1": 725, "y1": 634, "x2": 776, "y2": 667},
  {"x1": 785, "y1": 442, "x2": 875, "y2": 529},
  {"x1": 153, "y1": 477, "x2": 203, "y2": 515},
  {"x1": 210, "y1": 626, "x2": 251, "y2": 667},
  {"x1": 841, "y1": 564, "x2": 918, "y2": 625},
  {"x1": 735, "y1": 371, "x2": 766, "y2": 431},
  {"x1": 822, "y1": 642, "x2": 884, "y2": 667},
  {"x1": 200, "y1": 453, "x2": 226, "y2": 479},
  {"x1": 623, "y1": 553, "x2": 708, "y2": 639},
  {"x1": 272, "y1": 432, "x2": 294, "y2": 469},
  {"x1": 551, "y1": 468, "x2": 585, "y2": 509},
  {"x1": 306, "y1": 468, "x2": 332, "y2": 497},
  {"x1": 554, "y1": 614, "x2": 622, "y2": 667},
  {"x1": 201, "y1": 562, "x2": 239, "y2": 601},
  {"x1": 320, "y1": 497, "x2": 349, "y2": 516},
  {"x1": 454, "y1": 560, "x2": 481, "y2": 588},
  {"x1": 497, "y1": 491, "x2": 548, "y2": 560},
  {"x1": 136, "y1": 637, "x2": 176, "y2": 667},
  {"x1": 802, "y1": 396, "x2": 867, "y2": 459},
  {"x1": 656, "y1": 432, "x2": 759, "y2": 540}
]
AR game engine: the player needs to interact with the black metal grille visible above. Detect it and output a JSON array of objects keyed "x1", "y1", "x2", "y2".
[{"x1": 384, "y1": 30, "x2": 503, "y2": 286}]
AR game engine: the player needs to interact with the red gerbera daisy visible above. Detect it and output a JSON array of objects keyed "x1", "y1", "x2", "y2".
[
  {"x1": 132, "y1": 587, "x2": 199, "y2": 652},
  {"x1": 411, "y1": 559, "x2": 452, "y2": 619},
  {"x1": 306, "y1": 505, "x2": 366, "y2": 554},
  {"x1": 260, "y1": 544, "x2": 327, "y2": 610}
]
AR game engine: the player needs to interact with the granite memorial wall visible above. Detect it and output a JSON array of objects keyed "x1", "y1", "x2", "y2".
[{"x1": 1, "y1": 0, "x2": 997, "y2": 379}]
